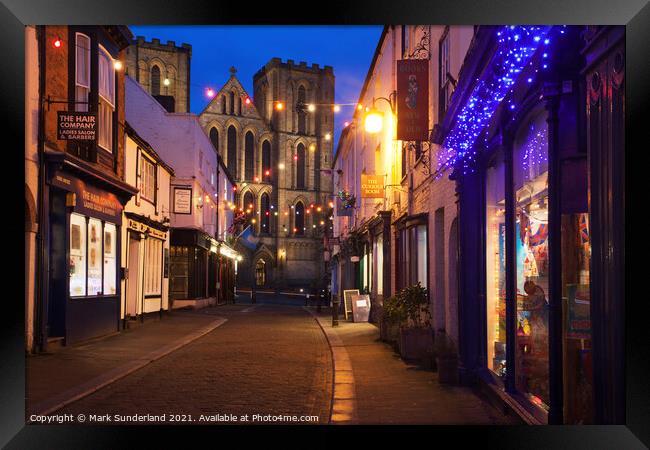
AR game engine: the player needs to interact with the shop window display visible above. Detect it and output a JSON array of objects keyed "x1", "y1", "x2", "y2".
[
  {"x1": 69, "y1": 214, "x2": 118, "y2": 298},
  {"x1": 513, "y1": 113, "x2": 550, "y2": 409},
  {"x1": 87, "y1": 218, "x2": 103, "y2": 296},
  {"x1": 103, "y1": 223, "x2": 117, "y2": 295},
  {"x1": 374, "y1": 234, "x2": 383, "y2": 295},
  {"x1": 485, "y1": 154, "x2": 506, "y2": 378},
  {"x1": 69, "y1": 213, "x2": 87, "y2": 297}
]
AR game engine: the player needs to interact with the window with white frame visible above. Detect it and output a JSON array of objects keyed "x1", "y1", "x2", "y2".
[
  {"x1": 439, "y1": 28, "x2": 452, "y2": 120},
  {"x1": 98, "y1": 45, "x2": 115, "y2": 152},
  {"x1": 75, "y1": 33, "x2": 90, "y2": 112},
  {"x1": 140, "y1": 153, "x2": 156, "y2": 203},
  {"x1": 144, "y1": 238, "x2": 163, "y2": 296}
]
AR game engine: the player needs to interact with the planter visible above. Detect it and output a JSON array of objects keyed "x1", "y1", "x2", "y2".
[
  {"x1": 420, "y1": 350, "x2": 436, "y2": 370},
  {"x1": 379, "y1": 318, "x2": 400, "y2": 343},
  {"x1": 436, "y1": 355, "x2": 459, "y2": 384},
  {"x1": 399, "y1": 327, "x2": 434, "y2": 361}
]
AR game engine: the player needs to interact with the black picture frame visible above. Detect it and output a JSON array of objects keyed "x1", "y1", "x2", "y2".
[{"x1": 3, "y1": 0, "x2": 647, "y2": 447}]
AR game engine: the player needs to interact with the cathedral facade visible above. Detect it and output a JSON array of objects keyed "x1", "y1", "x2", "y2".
[{"x1": 199, "y1": 59, "x2": 335, "y2": 290}]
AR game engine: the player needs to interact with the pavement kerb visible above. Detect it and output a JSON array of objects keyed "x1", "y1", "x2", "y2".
[
  {"x1": 303, "y1": 307, "x2": 357, "y2": 425},
  {"x1": 29, "y1": 317, "x2": 228, "y2": 418}
]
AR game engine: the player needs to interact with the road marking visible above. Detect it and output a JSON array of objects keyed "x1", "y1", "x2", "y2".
[
  {"x1": 304, "y1": 307, "x2": 357, "y2": 425},
  {"x1": 240, "y1": 305, "x2": 258, "y2": 313}
]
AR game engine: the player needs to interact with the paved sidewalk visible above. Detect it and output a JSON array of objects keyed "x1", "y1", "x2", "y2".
[
  {"x1": 26, "y1": 307, "x2": 234, "y2": 417},
  {"x1": 308, "y1": 308, "x2": 518, "y2": 425}
]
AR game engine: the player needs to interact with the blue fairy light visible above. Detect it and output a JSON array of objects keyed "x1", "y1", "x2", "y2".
[{"x1": 436, "y1": 25, "x2": 551, "y2": 178}]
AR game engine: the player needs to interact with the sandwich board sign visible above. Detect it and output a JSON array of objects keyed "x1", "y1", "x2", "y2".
[
  {"x1": 351, "y1": 294, "x2": 371, "y2": 323},
  {"x1": 342, "y1": 289, "x2": 359, "y2": 320}
]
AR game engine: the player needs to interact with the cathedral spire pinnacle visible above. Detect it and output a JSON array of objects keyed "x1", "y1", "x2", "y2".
[{"x1": 229, "y1": 66, "x2": 237, "y2": 77}]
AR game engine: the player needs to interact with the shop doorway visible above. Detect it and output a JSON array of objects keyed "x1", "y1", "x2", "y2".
[
  {"x1": 448, "y1": 218, "x2": 458, "y2": 338},
  {"x1": 47, "y1": 191, "x2": 67, "y2": 339},
  {"x1": 126, "y1": 234, "x2": 140, "y2": 318}
]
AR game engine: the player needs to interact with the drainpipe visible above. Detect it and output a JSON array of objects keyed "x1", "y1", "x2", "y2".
[{"x1": 34, "y1": 25, "x2": 47, "y2": 353}]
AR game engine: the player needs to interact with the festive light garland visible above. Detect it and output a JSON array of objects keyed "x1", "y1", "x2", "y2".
[
  {"x1": 437, "y1": 25, "x2": 552, "y2": 177},
  {"x1": 521, "y1": 120, "x2": 548, "y2": 177}
]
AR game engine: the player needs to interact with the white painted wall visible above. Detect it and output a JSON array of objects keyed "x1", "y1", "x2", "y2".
[
  {"x1": 125, "y1": 75, "x2": 234, "y2": 238},
  {"x1": 119, "y1": 133, "x2": 173, "y2": 318}
]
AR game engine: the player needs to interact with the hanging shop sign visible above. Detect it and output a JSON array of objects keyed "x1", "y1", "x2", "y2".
[
  {"x1": 57, "y1": 111, "x2": 97, "y2": 141},
  {"x1": 50, "y1": 171, "x2": 122, "y2": 223},
  {"x1": 173, "y1": 187, "x2": 192, "y2": 214},
  {"x1": 360, "y1": 174, "x2": 384, "y2": 198},
  {"x1": 396, "y1": 59, "x2": 429, "y2": 142}
]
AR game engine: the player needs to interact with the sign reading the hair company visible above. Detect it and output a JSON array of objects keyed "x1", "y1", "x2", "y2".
[
  {"x1": 57, "y1": 111, "x2": 97, "y2": 141},
  {"x1": 396, "y1": 59, "x2": 429, "y2": 142},
  {"x1": 360, "y1": 174, "x2": 384, "y2": 198},
  {"x1": 50, "y1": 171, "x2": 123, "y2": 223}
]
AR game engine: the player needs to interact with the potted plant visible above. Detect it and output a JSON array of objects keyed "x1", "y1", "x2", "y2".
[
  {"x1": 434, "y1": 329, "x2": 459, "y2": 384},
  {"x1": 397, "y1": 283, "x2": 434, "y2": 362},
  {"x1": 379, "y1": 295, "x2": 405, "y2": 344}
]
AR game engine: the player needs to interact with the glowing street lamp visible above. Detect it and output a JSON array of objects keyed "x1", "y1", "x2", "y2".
[
  {"x1": 364, "y1": 107, "x2": 384, "y2": 134},
  {"x1": 307, "y1": 104, "x2": 316, "y2": 112},
  {"x1": 363, "y1": 91, "x2": 396, "y2": 134},
  {"x1": 163, "y1": 78, "x2": 170, "y2": 86}
]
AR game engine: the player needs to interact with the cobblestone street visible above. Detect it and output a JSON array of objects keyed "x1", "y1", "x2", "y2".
[
  {"x1": 55, "y1": 303, "x2": 333, "y2": 425},
  {"x1": 26, "y1": 295, "x2": 519, "y2": 426}
]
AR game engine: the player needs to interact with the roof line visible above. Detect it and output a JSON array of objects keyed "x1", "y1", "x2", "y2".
[{"x1": 333, "y1": 25, "x2": 389, "y2": 167}]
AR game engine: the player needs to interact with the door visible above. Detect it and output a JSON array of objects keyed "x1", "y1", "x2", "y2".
[
  {"x1": 48, "y1": 191, "x2": 67, "y2": 338},
  {"x1": 126, "y1": 234, "x2": 140, "y2": 317}
]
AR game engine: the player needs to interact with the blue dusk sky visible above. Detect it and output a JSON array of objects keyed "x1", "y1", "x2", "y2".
[{"x1": 128, "y1": 25, "x2": 383, "y2": 150}]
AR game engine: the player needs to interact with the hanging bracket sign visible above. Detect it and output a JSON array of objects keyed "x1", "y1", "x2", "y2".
[
  {"x1": 396, "y1": 59, "x2": 429, "y2": 141},
  {"x1": 57, "y1": 111, "x2": 97, "y2": 141},
  {"x1": 361, "y1": 174, "x2": 384, "y2": 198}
]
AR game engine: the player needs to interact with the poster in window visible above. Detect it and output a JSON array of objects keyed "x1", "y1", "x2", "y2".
[
  {"x1": 104, "y1": 229, "x2": 112, "y2": 255},
  {"x1": 71, "y1": 224, "x2": 81, "y2": 253},
  {"x1": 174, "y1": 187, "x2": 192, "y2": 214}
]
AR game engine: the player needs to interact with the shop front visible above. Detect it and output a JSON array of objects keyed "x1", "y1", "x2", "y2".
[
  {"x1": 441, "y1": 25, "x2": 623, "y2": 424},
  {"x1": 216, "y1": 242, "x2": 238, "y2": 304},
  {"x1": 41, "y1": 152, "x2": 136, "y2": 347},
  {"x1": 169, "y1": 228, "x2": 238, "y2": 308},
  {"x1": 169, "y1": 228, "x2": 212, "y2": 308},
  {"x1": 122, "y1": 212, "x2": 169, "y2": 322}
]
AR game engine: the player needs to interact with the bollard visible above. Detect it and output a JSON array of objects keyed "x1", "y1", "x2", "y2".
[{"x1": 332, "y1": 294, "x2": 339, "y2": 327}]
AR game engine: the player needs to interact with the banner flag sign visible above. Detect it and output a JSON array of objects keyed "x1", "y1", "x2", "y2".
[
  {"x1": 361, "y1": 174, "x2": 384, "y2": 198},
  {"x1": 57, "y1": 111, "x2": 97, "y2": 141},
  {"x1": 396, "y1": 59, "x2": 429, "y2": 141}
]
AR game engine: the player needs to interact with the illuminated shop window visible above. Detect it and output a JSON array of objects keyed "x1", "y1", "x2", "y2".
[
  {"x1": 514, "y1": 111, "x2": 550, "y2": 410},
  {"x1": 103, "y1": 223, "x2": 117, "y2": 295},
  {"x1": 69, "y1": 214, "x2": 118, "y2": 298},
  {"x1": 69, "y1": 213, "x2": 87, "y2": 297},
  {"x1": 486, "y1": 152, "x2": 507, "y2": 378}
]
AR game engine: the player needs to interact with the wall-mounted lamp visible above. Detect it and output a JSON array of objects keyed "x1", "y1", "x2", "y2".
[{"x1": 364, "y1": 91, "x2": 397, "y2": 134}]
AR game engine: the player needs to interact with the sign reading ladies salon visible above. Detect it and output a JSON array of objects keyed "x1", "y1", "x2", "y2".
[
  {"x1": 57, "y1": 111, "x2": 97, "y2": 141},
  {"x1": 396, "y1": 59, "x2": 429, "y2": 142}
]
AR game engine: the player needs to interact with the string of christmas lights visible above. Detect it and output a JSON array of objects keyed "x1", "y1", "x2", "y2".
[{"x1": 436, "y1": 25, "x2": 552, "y2": 177}]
